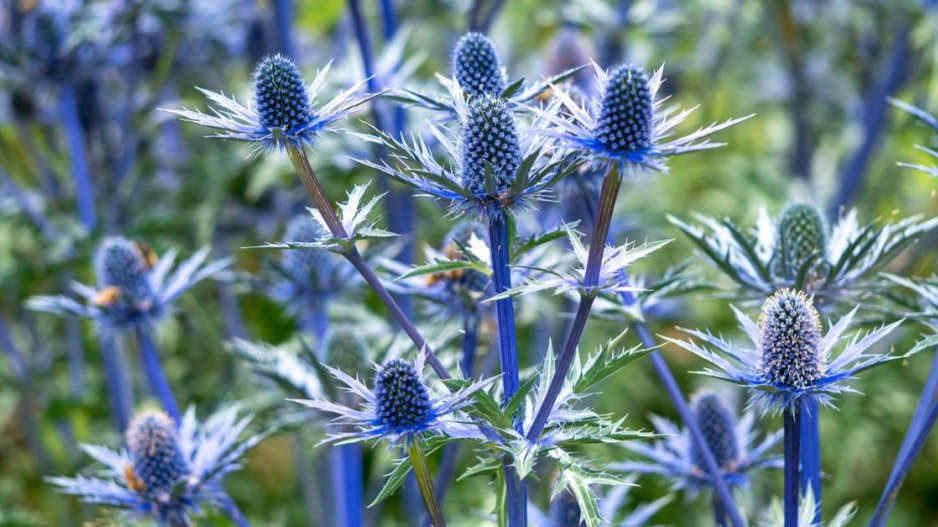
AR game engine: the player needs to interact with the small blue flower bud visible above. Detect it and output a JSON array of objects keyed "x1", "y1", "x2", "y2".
[
  {"x1": 326, "y1": 328, "x2": 369, "y2": 377},
  {"x1": 442, "y1": 222, "x2": 490, "y2": 294},
  {"x1": 758, "y1": 289, "x2": 823, "y2": 389},
  {"x1": 460, "y1": 96, "x2": 521, "y2": 195},
  {"x1": 126, "y1": 410, "x2": 190, "y2": 495},
  {"x1": 594, "y1": 65, "x2": 653, "y2": 155},
  {"x1": 690, "y1": 391, "x2": 740, "y2": 471},
  {"x1": 374, "y1": 359, "x2": 432, "y2": 433},
  {"x1": 549, "y1": 489, "x2": 581, "y2": 527},
  {"x1": 254, "y1": 54, "x2": 312, "y2": 132},
  {"x1": 94, "y1": 237, "x2": 154, "y2": 305},
  {"x1": 452, "y1": 32, "x2": 506, "y2": 98},
  {"x1": 282, "y1": 217, "x2": 332, "y2": 291},
  {"x1": 774, "y1": 203, "x2": 828, "y2": 273}
]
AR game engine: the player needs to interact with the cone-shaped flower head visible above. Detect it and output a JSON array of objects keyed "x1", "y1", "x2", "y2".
[
  {"x1": 775, "y1": 203, "x2": 828, "y2": 273},
  {"x1": 374, "y1": 358, "x2": 433, "y2": 434},
  {"x1": 460, "y1": 95, "x2": 522, "y2": 195},
  {"x1": 95, "y1": 237, "x2": 155, "y2": 306},
  {"x1": 254, "y1": 54, "x2": 313, "y2": 136},
  {"x1": 594, "y1": 65, "x2": 654, "y2": 155},
  {"x1": 126, "y1": 410, "x2": 191, "y2": 496},
  {"x1": 452, "y1": 32, "x2": 506, "y2": 98},
  {"x1": 550, "y1": 489, "x2": 582, "y2": 527},
  {"x1": 442, "y1": 222, "x2": 490, "y2": 294},
  {"x1": 325, "y1": 328, "x2": 369, "y2": 377},
  {"x1": 690, "y1": 391, "x2": 740, "y2": 472},
  {"x1": 758, "y1": 289, "x2": 823, "y2": 389},
  {"x1": 282, "y1": 217, "x2": 331, "y2": 286}
]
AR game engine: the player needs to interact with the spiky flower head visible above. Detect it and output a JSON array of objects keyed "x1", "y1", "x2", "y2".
[
  {"x1": 95, "y1": 237, "x2": 155, "y2": 306},
  {"x1": 126, "y1": 410, "x2": 191, "y2": 496},
  {"x1": 594, "y1": 65, "x2": 654, "y2": 156},
  {"x1": 325, "y1": 329, "x2": 369, "y2": 377},
  {"x1": 282, "y1": 216, "x2": 332, "y2": 287},
  {"x1": 758, "y1": 289, "x2": 824, "y2": 390},
  {"x1": 690, "y1": 391, "x2": 740, "y2": 472},
  {"x1": 550, "y1": 489, "x2": 582, "y2": 527},
  {"x1": 452, "y1": 32, "x2": 506, "y2": 98},
  {"x1": 374, "y1": 359, "x2": 432, "y2": 434},
  {"x1": 775, "y1": 203, "x2": 828, "y2": 274},
  {"x1": 460, "y1": 95, "x2": 522, "y2": 195},
  {"x1": 254, "y1": 54, "x2": 313, "y2": 135}
]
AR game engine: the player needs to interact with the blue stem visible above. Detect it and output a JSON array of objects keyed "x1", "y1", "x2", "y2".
[
  {"x1": 800, "y1": 398, "x2": 821, "y2": 523},
  {"x1": 273, "y1": 0, "x2": 296, "y2": 57},
  {"x1": 302, "y1": 300, "x2": 330, "y2": 356},
  {"x1": 713, "y1": 499, "x2": 727, "y2": 527},
  {"x1": 100, "y1": 335, "x2": 134, "y2": 433},
  {"x1": 220, "y1": 496, "x2": 251, "y2": 527},
  {"x1": 869, "y1": 348, "x2": 938, "y2": 527},
  {"x1": 135, "y1": 327, "x2": 181, "y2": 423},
  {"x1": 328, "y1": 444, "x2": 351, "y2": 527},
  {"x1": 59, "y1": 82, "x2": 96, "y2": 231},
  {"x1": 341, "y1": 443, "x2": 364, "y2": 527},
  {"x1": 784, "y1": 406, "x2": 802, "y2": 527}
]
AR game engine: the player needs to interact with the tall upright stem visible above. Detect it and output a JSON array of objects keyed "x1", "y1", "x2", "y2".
[
  {"x1": 784, "y1": 406, "x2": 802, "y2": 527},
  {"x1": 59, "y1": 82, "x2": 96, "y2": 231},
  {"x1": 273, "y1": 0, "x2": 295, "y2": 57},
  {"x1": 135, "y1": 327, "x2": 181, "y2": 422},
  {"x1": 100, "y1": 335, "x2": 134, "y2": 432},
  {"x1": 408, "y1": 441, "x2": 447, "y2": 527},
  {"x1": 800, "y1": 398, "x2": 821, "y2": 523}
]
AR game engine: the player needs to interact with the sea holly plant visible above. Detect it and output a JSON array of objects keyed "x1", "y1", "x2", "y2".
[
  {"x1": 28, "y1": 237, "x2": 230, "y2": 423},
  {"x1": 616, "y1": 390, "x2": 782, "y2": 525},
  {"x1": 665, "y1": 289, "x2": 912, "y2": 525},
  {"x1": 669, "y1": 202, "x2": 938, "y2": 306},
  {"x1": 49, "y1": 407, "x2": 265, "y2": 527}
]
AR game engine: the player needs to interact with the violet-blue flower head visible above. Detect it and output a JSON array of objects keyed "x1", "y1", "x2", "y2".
[
  {"x1": 594, "y1": 65, "x2": 654, "y2": 155},
  {"x1": 460, "y1": 95, "x2": 522, "y2": 195},
  {"x1": 758, "y1": 289, "x2": 823, "y2": 390},
  {"x1": 126, "y1": 410, "x2": 191, "y2": 496},
  {"x1": 453, "y1": 32, "x2": 506, "y2": 98},
  {"x1": 690, "y1": 391, "x2": 740, "y2": 472}
]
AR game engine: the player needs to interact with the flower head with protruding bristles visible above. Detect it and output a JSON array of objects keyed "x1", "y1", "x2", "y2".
[
  {"x1": 292, "y1": 351, "x2": 493, "y2": 445},
  {"x1": 619, "y1": 391, "x2": 781, "y2": 496},
  {"x1": 166, "y1": 54, "x2": 376, "y2": 152},
  {"x1": 758, "y1": 289, "x2": 824, "y2": 389},
  {"x1": 665, "y1": 289, "x2": 910, "y2": 414},
  {"x1": 774, "y1": 203, "x2": 828, "y2": 277},
  {"x1": 460, "y1": 95, "x2": 522, "y2": 195},
  {"x1": 690, "y1": 391, "x2": 741, "y2": 472},
  {"x1": 126, "y1": 410, "x2": 191, "y2": 496},
  {"x1": 49, "y1": 406, "x2": 264, "y2": 526},
  {"x1": 530, "y1": 62, "x2": 750, "y2": 174},
  {"x1": 453, "y1": 32, "x2": 506, "y2": 98},
  {"x1": 29, "y1": 238, "x2": 229, "y2": 335}
]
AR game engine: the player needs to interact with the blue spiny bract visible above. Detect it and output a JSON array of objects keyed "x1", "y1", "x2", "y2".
[
  {"x1": 459, "y1": 95, "x2": 521, "y2": 195},
  {"x1": 758, "y1": 289, "x2": 823, "y2": 389},
  {"x1": 325, "y1": 328, "x2": 369, "y2": 377},
  {"x1": 774, "y1": 203, "x2": 828, "y2": 274},
  {"x1": 690, "y1": 391, "x2": 740, "y2": 472},
  {"x1": 94, "y1": 237, "x2": 154, "y2": 307},
  {"x1": 594, "y1": 65, "x2": 653, "y2": 155},
  {"x1": 452, "y1": 32, "x2": 506, "y2": 98},
  {"x1": 254, "y1": 54, "x2": 312, "y2": 134},
  {"x1": 125, "y1": 410, "x2": 191, "y2": 496},
  {"x1": 549, "y1": 489, "x2": 582, "y2": 527},
  {"x1": 282, "y1": 216, "x2": 332, "y2": 291},
  {"x1": 374, "y1": 359, "x2": 432, "y2": 433}
]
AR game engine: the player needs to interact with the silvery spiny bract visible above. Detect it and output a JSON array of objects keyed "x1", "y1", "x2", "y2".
[
  {"x1": 759, "y1": 488, "x2": 858, "y2": 527},
  {"x1": 49, "y1": 407, "x2": 264, "y2": 526},
  {"x1": 528, "y1": 478, "x2": 673, "y2": 527},
  {"x1": 453, "y1": 32, "x2": 506, "y2": 98},
  {"x1": 28, "y1": 237, "x2": 229, "y2": 334},
  {"x1": 167, "y1": 54, "x2": 375, "y2": 152},
  {"x1": 532, "y1": 62, "x2": 750, "y2": 174},
  {"x1": 666, "y1": 289, "x2": 911, "y2": 413},
  {"x1": 292, "y1": 351, "x2": 491, "y2": 445},
  {"x1": 670, "y1": 205, "x2": 938, "y2": 306},
  {"x1": 619, "y1": 390, "x2": 781, "y2": 494},
  {"x1": 889, "y1": 98, "x2": 938, "y2": 178}
]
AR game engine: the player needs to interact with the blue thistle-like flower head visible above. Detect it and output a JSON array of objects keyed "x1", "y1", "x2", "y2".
[
  {"x1": 594, "y1": 65, "x2": 654, "y2": 156},
  {"x1": 374, "y1": 359, "x2": 432, "y2": 434},
  {"x1": 549, "y1": 489, "x2": 582, "y2": 527},
  {"x1": 254, "y1": 54, "x2": 313, "y2": 134},
  {"x1": 452, "y1": 32, "x2": 506, "y2": 98},
  {"x1": 774, "y1": 203, "x2": 828, "y2": 274},
  {"x1": 95, "y1": 237, "x2": 155, "y2": 307},
  {"x1": 690, "y1": 391, "x2": 740, "y2": 472},
  {"x1": 758, "y1": 289, "x2": 823, "y2": 390},
  {"x1": 126, "y1": 410, "x2": 191, "y2": 496},
  {"x1": 325, "y1": 328, "x2": 369, "y2": 377},
  {"x1": 460, "y1": 95, "x2": 522, "y2": 195}
]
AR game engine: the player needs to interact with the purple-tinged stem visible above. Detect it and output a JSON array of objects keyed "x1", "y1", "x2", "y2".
[
  {"x1": 869, "y1": 347, "x2": 938, "y2": 527},
  {"x1": 59, "y1": 82, "x2": 96, "y2": 231},
  {"x1": 800, "y1": 397, "x2": 821, "y2": 523},
  {"x1": 784, "y1": 405, "x2": 802, "y2": 527},
  {"x1": 273, "y1": 0, "x2": 296, "y2": 58},
  {"x1": 135, "y1": 327, "x2": 181, "y2": 423}
]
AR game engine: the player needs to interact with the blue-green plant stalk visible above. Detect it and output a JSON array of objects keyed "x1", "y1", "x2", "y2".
[
  {"x1": 800, "y1": 398, "x2": 821, "y2": 524},
  {"x1": 409, "y1": 440, "x2": 447, "y2": 527},
  {"x1": 134, "y1": 327, "x2": 181, "y2": 422}
]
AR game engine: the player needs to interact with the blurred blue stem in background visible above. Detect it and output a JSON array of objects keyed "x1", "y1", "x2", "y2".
[
  {"x1": 273, "y1": 0, "x2": 296, "y2": 58},
  {"x1": 774, "y1": 0, "x2": 813, "y2": 181},
  {"x1": 468, "y1": 0, "x2": 507, "y2": 33},
  {"x1": 134, "y1": 327, "x2": 181, "y2": 423},
  {"x1": 869, "y1": 347, "x2": 938, "y2": 527},
  {"x1": 59, "y1": 82, "x2": 96, "y2": 232}
]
